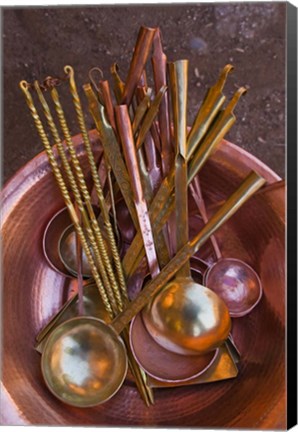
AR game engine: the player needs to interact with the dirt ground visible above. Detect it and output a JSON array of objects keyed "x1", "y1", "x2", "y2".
[{"x1": 2, "y1": 3, "x2": 286, "y2": 183}]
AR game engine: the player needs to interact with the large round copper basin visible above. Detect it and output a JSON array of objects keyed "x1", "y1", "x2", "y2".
[{"x1": 1, "y1": 130, "x2": 285, "y2": 428}]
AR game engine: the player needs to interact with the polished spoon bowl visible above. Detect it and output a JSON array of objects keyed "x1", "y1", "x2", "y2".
[
  {"x1": 41, "y1": 316, "x2": 128, "y2": 407},
  {"x1": 130, "y1": 263, "x2": 219, "y2": 382}
]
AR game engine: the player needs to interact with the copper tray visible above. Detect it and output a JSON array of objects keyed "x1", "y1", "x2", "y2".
[{"x1": 1, "y1": 130, "x2": 286, "y2": 428}]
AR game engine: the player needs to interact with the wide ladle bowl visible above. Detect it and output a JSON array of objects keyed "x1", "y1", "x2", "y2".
[
  {"x1": 41, "y1": 170, "x2": 265, "y2": 406},
  {"x1": 129, "y1": 263, "x2": 219, "y2": 382},
  {"x1": 41, "y1": 316, "x2": 128, "y2": 407}
]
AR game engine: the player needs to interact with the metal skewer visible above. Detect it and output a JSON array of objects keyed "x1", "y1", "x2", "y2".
[
  {"x1": 65, "y1": 65, "x2": 127, "y2": 304},
  {"x1": 20, "y1": 80, "x2": 113, "y2": 317}
]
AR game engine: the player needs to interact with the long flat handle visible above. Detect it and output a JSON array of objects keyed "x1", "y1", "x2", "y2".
[
  {"x1": 169, "y1": 60, "x2": 190, "y2": 277},
  {"x1": 115, "y1": 105, "x2": 160, "y2": 279},
  {"x1": 112, "y1": 170, "x2": 266, "y2": 334},
  {"x1": 84, "y1": 84, "x2": 140, "y2": 230}
]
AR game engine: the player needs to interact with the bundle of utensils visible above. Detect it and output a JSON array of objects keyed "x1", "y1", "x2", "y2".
[{"x1": 20, "y1": 26, "x2": 267, "y2": 408}]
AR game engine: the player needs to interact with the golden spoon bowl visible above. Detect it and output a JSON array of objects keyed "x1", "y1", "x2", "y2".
[
  {"x1": 41, "y1": 316, "x2": 128, "y2": 407},
  {"x1": 143, "y1": 277, "x2": 231, "y2": 355}
]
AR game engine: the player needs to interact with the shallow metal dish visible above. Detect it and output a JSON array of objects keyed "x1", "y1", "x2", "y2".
[{"x1": 1, "y1": 130, "x2": 285, "y2": 428}]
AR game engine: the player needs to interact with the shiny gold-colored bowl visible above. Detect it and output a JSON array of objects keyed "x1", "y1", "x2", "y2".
[
  {"x1": 1, "y1": 131, "x2": 285, "y2": 427},
  {"x1": 143, "y1": 277, "x2": 231, "y2": 355},
  {"x1": 41, "y1": 316, "x2": 128, "y2": 408}
]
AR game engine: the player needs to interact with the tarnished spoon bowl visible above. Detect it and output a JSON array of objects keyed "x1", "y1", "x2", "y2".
[
  {"x1": 43, "y1": 207, "x2": 74, "y2": 277},
  {"x1": 58, "y1": 224, "x2": 94, "y2": 278},
  {"x1": 143, "y1": 277, "x2": 231, "y2": 356},
  {"x1": 43, "y1": 205, "x2": 123, "y2": 279},
  {"x1": 41, "y1": 316, "x2": 128, "y2": 408},
  {"x1": 204, "y1": 258, "x2": 262, "y2": 317}
]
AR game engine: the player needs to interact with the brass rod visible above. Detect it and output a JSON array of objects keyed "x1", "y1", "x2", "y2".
[
  {"x1": 33, "y1": 81, "x2": 119, "y2": 314},
  {"x1": 19, "y1": 80, "x2": 113, "y2": 318},
  {"x1": 65, "y1": 65, "x2": 128, "y2": 305},
  {"x1": 169, "y1": 60, "x2": 190, "y2": 278}
]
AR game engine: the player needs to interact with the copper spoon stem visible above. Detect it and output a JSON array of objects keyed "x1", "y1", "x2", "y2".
[
  {"x1": 152, "y1": 28, "x2": 172, "y2": 177},
  {"x1": 115, "y1": 105, "x2": 160, "y2": 278}
]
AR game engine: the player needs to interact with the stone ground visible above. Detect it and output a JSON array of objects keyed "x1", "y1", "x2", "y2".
[{"x1": 2, "y1": 3, "x2": 286, "y2": 183}]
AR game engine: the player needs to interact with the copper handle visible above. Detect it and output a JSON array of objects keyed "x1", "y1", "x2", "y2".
[{"x1": 115, "y1": 105, "x2": 160, "y2": 279}]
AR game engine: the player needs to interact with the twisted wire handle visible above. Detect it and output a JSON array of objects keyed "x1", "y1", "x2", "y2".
[
  {"x1": 33, "y1": 81, "x2": 119, "y2": 314},
  {"x1": 65, "y1": 65, "x2": 128, "y2": 304},
  {"x1": 51, "y1": 86, "x2": 126, "y2": 309},
  {"x1": 19, "y1": 80, "x2": 114, "y2": 319}
]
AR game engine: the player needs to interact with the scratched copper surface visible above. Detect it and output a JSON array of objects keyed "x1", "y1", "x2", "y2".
[{"x1": 1, "y1": 131, "x2": 285, "y2": 428}]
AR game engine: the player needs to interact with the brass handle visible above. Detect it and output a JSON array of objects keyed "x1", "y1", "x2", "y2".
[{"x1": 169, "y1": 60, "x2": 190, "y2": 278}]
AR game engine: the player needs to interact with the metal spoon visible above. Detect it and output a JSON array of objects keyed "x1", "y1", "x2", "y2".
[
  {"x1": 142, "y1": 60, "x2": 230, "y2": 355},
  {"x1": 41, "y1": 170, "x2": 265, "y2": 406},
  {"x1": 190, "y1": 175, "x2": 263, "y2": 317},
  {"x1": 114, "y1": 102, "x2": 217, "y2": 380}
]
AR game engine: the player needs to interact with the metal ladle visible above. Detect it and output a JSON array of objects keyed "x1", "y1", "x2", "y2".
[
  {"x1": 41, "y1": 170, "x2": 265, "y2": 405},
  {"x1": 115, "y1": 102, "x2": 218, "y2": 380},
  {"x1": 190, "y1": 176, "x2": 263, "y2": 317},
  {"x1": 91, "y1": 105, "x2": 221, "y2": 382},
  {"x1": 142, "y1": 60, "x2": 230, "y2": 355}
]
